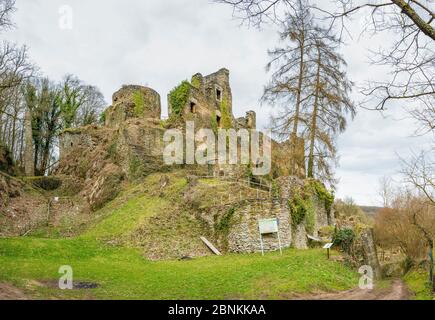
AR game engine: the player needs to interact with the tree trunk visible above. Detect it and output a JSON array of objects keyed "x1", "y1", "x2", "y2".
[
  {"x1": 412, "y1": 211, "x2": 434, "y2": 292},
  {"x1": 24, "y1": 108, "x2": 34, "y2": 176},
  {"x1": 10, "y1": 109, "x2": 18, "y2": 157},
  {"x1": 307, "y1": 45, "x2": 321, "y2": 178},
  {"x1": 291, "y1": 35, "x2": 305, "y2": 176},
  {"x1": 429, "y1": 240, "x2": 434, "y2": 292}
]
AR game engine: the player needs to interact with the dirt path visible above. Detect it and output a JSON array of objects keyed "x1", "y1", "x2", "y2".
[
  {"x1": 1, "y1": 279, "x2": 411, "y2": 301},
  {"x1": 0, "y1": 283, "x2": 28, "y2": 300},
  {"x1": 296, "y1": 279, "x2": 411, "y2": 300}
]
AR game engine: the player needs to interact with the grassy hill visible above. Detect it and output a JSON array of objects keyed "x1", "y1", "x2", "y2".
[{"x1": 0, "y1": 172, "x2": 361, "y2": 299}]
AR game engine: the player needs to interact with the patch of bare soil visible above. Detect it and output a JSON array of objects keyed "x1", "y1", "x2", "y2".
[
  {"x1": 292, "y1": 279, "x2": 411, "y2": 300},
  {"x1": 0, "y1": 283, "x2": 28, "y2": 300},
  {"x1": 40, "y1": 280, "x2": 99, "y2": 290}
]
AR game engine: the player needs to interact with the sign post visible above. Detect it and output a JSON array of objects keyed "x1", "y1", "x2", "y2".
[
  {"x1": 258, "y1": 218, "x2": 282, "y2": 256},
  {"x1": 323, "y1": 243, "x2": 333, "y2": 259}
]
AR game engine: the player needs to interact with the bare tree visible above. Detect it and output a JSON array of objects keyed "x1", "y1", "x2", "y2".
[
  {"x1": 0, "y1": 42, "x2": 34, "y2": 93},
  {"x1": 304, "y1": 32, "x2": 355, "y2": 181},
  {"x1": 215, "y1": 0, "x2": 435, "y2": 110},
  {"x1": 410, "y1": 97, "x2": 435, "y2": 136},
  {"x1": 378, "y1": 175, "x2": 395, "y2": 207},
  {"x1": 216, "y1": 0, "x2": 434, "y2": 38},
  {"x1": 0, "y1": 0, "x2": 15, "y2": 31},
  {"x1": 262, "y1": 0, "x2": 316, "y2": 175},
  {"x1": 401, "y1": 150, "x2": 434, "y2": 204},
  {"x1": 262, "y1": 1, "x2": 355, "y2": 184},
  {"x1": 401, "y1": 151, "x2": 434, "y2": 290}
]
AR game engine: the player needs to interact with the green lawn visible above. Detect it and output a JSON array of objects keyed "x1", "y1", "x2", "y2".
[
  {"x1": 404, "y1": 269, "x2": 434, "y2": 300},
  {"x1": 0, "y1": 237, "x2": 359, "y2": 300},
  {"x1": 0, "y1": 174, "x2": 360, "y2": 300}
]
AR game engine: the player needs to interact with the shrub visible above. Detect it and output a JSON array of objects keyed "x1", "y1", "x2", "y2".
[
  {"x1": 215, "y1": 207, "x2": 235, "y2": 233},
  {"x1": 333, "y1": 228, "x2": 355, "y2": 254}
]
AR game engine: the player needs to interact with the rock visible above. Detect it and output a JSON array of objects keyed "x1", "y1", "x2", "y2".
[
  {"x1": 85, "y1": 164, "x2": 124, "y2": 211},
  {"x1": 360, "y1": 228, "x2": 382, "y2": 280}
]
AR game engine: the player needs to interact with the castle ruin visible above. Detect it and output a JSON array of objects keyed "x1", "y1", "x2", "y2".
[{"x1": 57, "y1": 68, "x2": 323, "y2": 254}]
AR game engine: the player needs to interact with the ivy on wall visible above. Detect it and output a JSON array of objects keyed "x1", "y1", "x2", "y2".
[
  {"x1": 287, "y1": 189, "x2": 315, "y2": 233},
  {"x1": 168, "y1": 80, "x2": 191, "y2": 116},
  {"x1": 306, "y1": 179, "x2": 335, "y2": 213},
  {"x1": 287, "y1": 180, "x2": 334, "y2": 234}
]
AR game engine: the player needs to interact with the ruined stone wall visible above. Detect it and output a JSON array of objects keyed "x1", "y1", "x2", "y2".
[
  {"x1": 106, "y1": 85, "x2": 161, "y2": 128},
  {"x1": 114, "y1": 119, "x2": 166, "y2": 179},
  {"x1": 236, "y1": 111, "x2": 256, "y2": 130},
  {"x1": 58, "y1": 129, "x2": 95, "y2": 163},
  {"x1": 222, "y1": 176, "x2": 334, "y2": 253},
  {"x1": 228, "y1": 199, "x2": 292, "y2": 253},
  {"x1": 179, "y1": 85, "x2": 215, "y2": 129},
  {"x1": 169, "y1": 68, "x2": 256, "y2": 132},
  {"x1": 204, "y1": 68, "x2": 233, "y2": 119}
]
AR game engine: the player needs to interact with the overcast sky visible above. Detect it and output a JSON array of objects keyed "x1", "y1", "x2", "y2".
[{"x1": 5, "y1": 0, "x2": 433, "y2": 205}]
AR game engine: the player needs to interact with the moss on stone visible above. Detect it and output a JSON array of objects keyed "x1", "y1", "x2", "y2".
[
  {"x1": 133, "y1": 90, "x2": 145, "y2": 117},
  {"x1": 220, "y1": 92, "x2": 232, "y2": 129},
  {"x1": 210, "y1": 110, "x2": 218, "y2": 134},
  {"x1": 191, "y1": 75, "x2": 201, "y2": 89}
]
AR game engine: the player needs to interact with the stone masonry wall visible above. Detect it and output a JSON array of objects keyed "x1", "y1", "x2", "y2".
[{"x1": 228, "y1": 199, "x2": 292, "y2": 253}]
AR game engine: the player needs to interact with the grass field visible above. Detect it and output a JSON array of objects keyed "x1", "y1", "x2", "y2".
[
  {"x1": 0, "y1": 237, "x2": 359, "y2": 299},
  {"x1": 403, "y1": 268, "x2": 434, "y2": 300},
  {"x1": 0, "y1": 174, "x2": 361, "y2": 299}
]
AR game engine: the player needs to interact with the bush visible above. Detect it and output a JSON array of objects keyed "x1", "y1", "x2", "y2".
[{"x1": 333, "y1": 228, "x2": 355, "y2": 254}]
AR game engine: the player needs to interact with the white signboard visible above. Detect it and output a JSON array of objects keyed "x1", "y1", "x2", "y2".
[
  {"x1": 258, "y1": 218, "x2": 279, "y2": 234},
  {"x1": 323, "y1": 243, "x2": 333, "y2": 249}
]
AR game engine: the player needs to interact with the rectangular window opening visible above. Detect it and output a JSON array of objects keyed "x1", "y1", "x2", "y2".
[
  {"x1": 190, "y1": 101, "x2": 196, "y2": 114},
  {"x1": 216, "y1": 89, "x2": 222, "y2": 102}
]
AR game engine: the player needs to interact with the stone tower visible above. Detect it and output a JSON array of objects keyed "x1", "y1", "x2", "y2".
[
  {"x1": 105, "y1": 85, "x2": 161, "y2": 128},
  {"x1": 168, "y1": 68, "x2": 256, "y2": 130}
]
